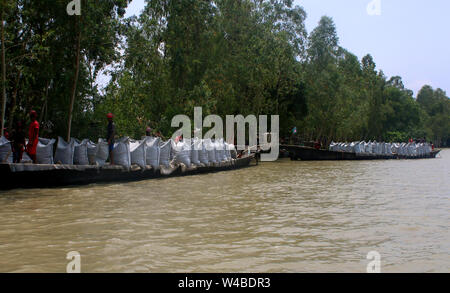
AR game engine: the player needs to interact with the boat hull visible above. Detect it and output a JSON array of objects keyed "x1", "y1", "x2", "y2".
[
  {"x1": 282, "y1": 145, "x2": 441, "y2": 161},
  {"x1": 0, "y1": 155, "x2": 254, "y2": 190}
]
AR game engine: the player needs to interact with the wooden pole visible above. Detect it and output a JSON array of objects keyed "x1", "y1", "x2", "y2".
[
  {"x1": 67, "y1": 19, "x2": 81, "y2": 142},
  {"x1": 1, "y1": 6, "x2": 6, "y2": 137}
]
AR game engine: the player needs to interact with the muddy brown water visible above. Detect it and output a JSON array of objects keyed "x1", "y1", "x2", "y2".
[{"x1": 0, "y1": 150, "x2": 448, "y2": 272}]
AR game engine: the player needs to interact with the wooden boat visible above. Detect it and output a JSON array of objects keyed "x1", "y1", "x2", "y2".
[
  {"x1": 0, "y1": 154, "x2": 255, "y2": 190},
  {"x1": 281, "y1": 145, "x2": 441, "y2": 161}
]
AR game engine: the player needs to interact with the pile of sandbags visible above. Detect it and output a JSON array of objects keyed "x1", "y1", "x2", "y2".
[
  {"x1": 328, "y1": 140, "x2": 431, "y2": 157},
  {"x1": 6, "y1": 134, "x2": 242, "y2": 168}
]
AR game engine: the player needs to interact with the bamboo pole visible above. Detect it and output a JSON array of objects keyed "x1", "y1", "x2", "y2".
[{"x1": 1, "y1": 7, "x2": 6, "y2": 137}]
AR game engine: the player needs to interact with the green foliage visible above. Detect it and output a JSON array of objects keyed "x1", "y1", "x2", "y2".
[{"x1": 1, "y1": 0, "x2": 448, "y2": 147}]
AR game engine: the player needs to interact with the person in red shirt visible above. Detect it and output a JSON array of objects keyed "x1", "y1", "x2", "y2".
[{"x1": 26, "y1": 110, "x2": 39, "y2": 164}]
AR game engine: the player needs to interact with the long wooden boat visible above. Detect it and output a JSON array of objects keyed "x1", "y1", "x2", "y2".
[
  {"x1": 0, "y1": 155, "x2": 255, "y2": 190},
  {"x1": 282, "y1": 145, "x2": 441, "y2": 161}
]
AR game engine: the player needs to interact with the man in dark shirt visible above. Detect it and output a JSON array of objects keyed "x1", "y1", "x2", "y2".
[
  {"x1": 11, "y1": 121, "x2": 26, "y2": 163},
  {"x1": 106, "y1": 113, "x2": 115, "y2": 165}
]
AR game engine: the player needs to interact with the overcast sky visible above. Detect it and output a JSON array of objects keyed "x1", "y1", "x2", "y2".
[{"x1": 124, "y1": 0, "x2": 450, "y2": 97}]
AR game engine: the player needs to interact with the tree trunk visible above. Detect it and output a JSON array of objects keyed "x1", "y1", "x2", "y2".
[
  {"x1": 1, "y1": 7, "x2": 6, "y2": 137},
  {"x1": 7, "y1": 70, "x2": 21, "y2": 130},
  {"x1": 67, "y1": 23, "x2": 81, "y2": 142}
]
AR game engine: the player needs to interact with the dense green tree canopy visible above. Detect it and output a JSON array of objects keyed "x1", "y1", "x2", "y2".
[{"x1": 1, "y1": 0, "x2": 449, "y2": 146}]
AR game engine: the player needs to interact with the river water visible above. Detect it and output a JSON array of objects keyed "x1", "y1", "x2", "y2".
[{"x1": 0, "y1": 150, "x2": 449, "y2": 273}]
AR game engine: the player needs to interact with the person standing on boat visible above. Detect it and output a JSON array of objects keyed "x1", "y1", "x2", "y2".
[
  {"x1": 11, "y1": 121, "x2": 26, "y2": 163},
  {"x1": 26, "y1": 110, "x2": 39, "y2": 164},
  {"x1": 314, "y1": 140, "x2": 321, "y2": 150},
  {"x1": 106, "y1": 113, "x2": 115, "y2": 165}
]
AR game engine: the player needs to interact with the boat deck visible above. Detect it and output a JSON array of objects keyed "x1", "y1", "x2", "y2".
[
  {"x1": 281, "y1": 145, "x2": 441, "y2": 161},
  {"x1": 0, "y1": 155, "x2": 255, "y2": 190}
]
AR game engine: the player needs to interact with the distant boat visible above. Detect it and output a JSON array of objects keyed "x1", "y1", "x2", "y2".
[
  {"x1": 281, "y1": 145, "x2": 441, "y2": 161},
  {"x1": 0, "y1": 154, "x2": 255, "y2": 190}
]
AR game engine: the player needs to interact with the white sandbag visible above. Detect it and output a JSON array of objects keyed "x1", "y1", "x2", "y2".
[
  {"x1": 198, "y1": 140, "x2": 209, "y2": 165},
  {"x1": 87, "y1": 141, "x2": 97, "y2": 165},
  {"x1": 113, "y1": 137, "x2": 131, "y2": 168},
  {"x1": 0, "y1": 136, "x2": 12, "y2": 163},
  {"x1": 21, "y1": 152, "x2": 33, "y2": 163},
  {"x1": 354, "y1": 142, "x2": 364, "y2": 154},
  {"x1": 130, "y1": 139, "x2": 146, "y2": 169},
  {"x1": 384, "y1": 143, "x2": 392, "y2": 155},
  {"x1": 224, "y1": 143, "x2": 232, "y2": 161},
  {"x1": 159, "y1": 140, "x2": 172, "y2": 167},
  {"x1": 228, "y1": 143, "x2": 237, "y2": 159},
  {"x1": 409, "y1": 143, "x2": 417, "y2": 157},
  {"x1": 220, "y1": 139, "x2": 228, "y2": 161},
  {"x1": 54, "y1": 136, "x2": 75, "y2": 164},
  {"x1": 370, "y1": 142, "x2": 377, "y2": 154},
  {"x1": 426, "y1": 143, "x2": 432, "y2": 154},
  {"x1": 399, "y1": 143, "x2": 407, "y2": 156},
  {"x1": 73, "y1": 139, "x2": 89, "y2": 165},
  {"x1": 213, "y1": 139, "x2": 225, "y2": 162},
  {"x1": 364, "y1": 142, "x2": 371, "y2": 154},
  {"x1": 214, "y1": 140, "x2": 225, "y2": 162},
  {"x1": 374, "y1": 142, "x2": 382, "y2": 155},
  {"x1": 171, "y1": 139, "x2": 191, "y2": 167},
  {"x1": 391, "y1": 143, "x2": 399, "y2": 154},
  {"x1": 36, "y1": 138, "x2": 56, "y2": 164},
  {"x1": 329, "y1": 142, "x2": 337, "y2": 152},
  {"x1": 191, "y1": 138, "x2": 201, "y2": 165},
  {"x1": 349, "y1": 142, "x2": 356, "y2": 153},
  {"x1": 145, "y1": 137, "x2": 160, "y2": 169},
  {"x1": 204, "y1": 139, "x2": 217, "y2": 163},
  {"x1": 92, "y1": 139, "x2": 110, "y2": 166}
]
